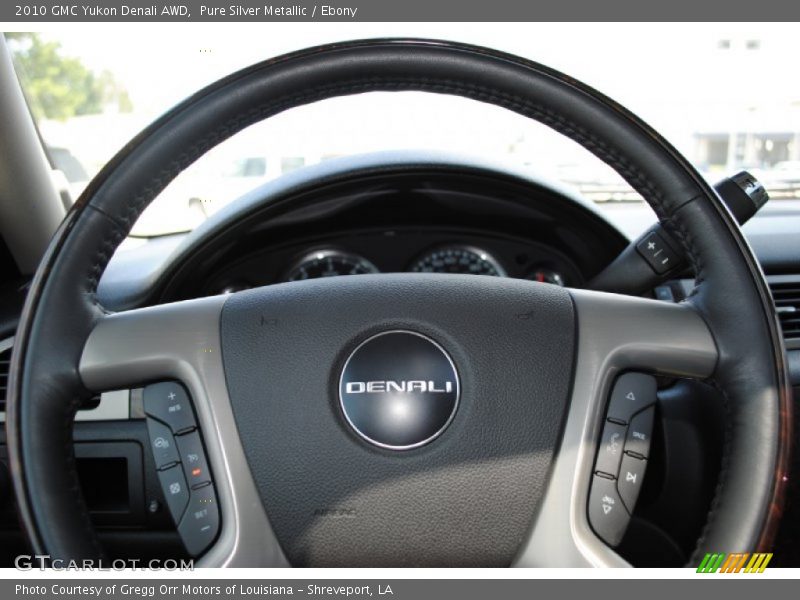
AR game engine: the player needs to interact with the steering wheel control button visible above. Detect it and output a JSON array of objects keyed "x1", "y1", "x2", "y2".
[
  {"x1": 618, "y1": 453, "x2": 648, "y2": 513},
  {"x1": 595, "y1": 421, "x2": 627, "y2": 477},
  {"x1": 146, "y1": 418, "x2": 180, "y2": 469},
  {"x1": 606, "y1": 372, "x2": 657, "y2": 424},
  {"x1": 144, "y1": 381, "x2": 197, "y2": 434},
  {"x1": 178, "y1": 483, "x2": 220, "y2": 557},
  {"x1": 636, "y1": 229, "x2": 680, "y2": 274},
  {"x1": 175, "y1": 431, "x2": 212, "y2": 488},
  {"x1": 157, "y1": 464, "x2": 190, "y2": 523},
  {"x1": 625, "y1": 406, "x2": 655, "y2": 459},
  {"x1": 339, "y1": 330, "x2": 460, "y2": 450},
  {"x1": 588, "y1": 474, "x2": 630, "y2": 547}
]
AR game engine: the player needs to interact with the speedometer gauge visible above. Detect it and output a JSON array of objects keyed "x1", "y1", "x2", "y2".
[
  {"x1": 409, "y1": 246, "x2": 506, "y2": 276},
  {"x1": 286, "y1": 249, "x2": 379, "y2": 281}
]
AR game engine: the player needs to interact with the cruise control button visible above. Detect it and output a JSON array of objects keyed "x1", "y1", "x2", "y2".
[
  {"x1": 636, "y1": 230, "x2": 680, "y2": 274},
  {"x1": 144, "y1": 382, "x2": 197, "y2": 434},
  {"x1": 175, "y1": 430, "x2": 211, "y2": 488},
  {"x1": 618, "y1": 453, "x2": 648, "y2": 513},
  {"x1": 588, "y1": 475, "x2": 630, "y2": 547},
  {"x1": 157, "y1": 464, "x2": 189, "y2": 523},
  {"x1": 595, "y1": 421, "x2": 627, "y2": 477},
  {"x1": 147, "y1": 418, "x2": 179, "y2": 469},
  {"x1": 625, "y1": 406, "x2": 655, "y2": 458},
  {"x1": 607, "y1": 373, "x2": 657, "y2": 424},
  {"x1": 178, "y1": 483, "x2": 219, "y2": 557}
]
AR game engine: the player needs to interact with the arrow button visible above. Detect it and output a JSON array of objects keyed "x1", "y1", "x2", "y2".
[
  {"x1": 607, "y1": 373, "x2": 657, "y2": 424},
  {"x1": 588, "y1": 475, "x2": 630, "y2": 547}
]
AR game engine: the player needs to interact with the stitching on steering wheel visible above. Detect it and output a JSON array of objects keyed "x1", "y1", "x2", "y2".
[
  {"x1": 690, "y1": 381, "x2": 733, "y2": 563},
  {"x1": 62, "y1": 387, "x2": 106, "y2": 556},
  {"x1": 83, "y1": 75, "x2": 704, "y2": 302},
  {"x1": 663, "y1": 210, "x2": 706, "y2": 294}
]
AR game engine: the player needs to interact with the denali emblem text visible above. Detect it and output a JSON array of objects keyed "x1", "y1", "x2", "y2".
[{"x1": 345, "y1": 380, "x2": 454, "y2": 394}]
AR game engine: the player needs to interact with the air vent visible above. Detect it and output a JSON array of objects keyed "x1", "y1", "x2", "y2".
[
  {"x1": 0, "y1": 342, "x2": 10, "y2": 413},
  {"x1": 770, "y1": 276, "x2": 800, "y2": 346}
]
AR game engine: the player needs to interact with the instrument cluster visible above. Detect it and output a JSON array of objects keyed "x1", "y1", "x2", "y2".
[{"x1": 213, "y1": 241, "x2": 573, "y2": 295}]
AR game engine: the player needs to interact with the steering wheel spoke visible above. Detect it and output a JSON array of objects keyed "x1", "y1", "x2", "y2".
[
  {"x1": 515, "y1": 289, "x2": 717, "y2": 567},
  {"x1": 79, "y1": 296, "x2": 288, "y2": 566}
]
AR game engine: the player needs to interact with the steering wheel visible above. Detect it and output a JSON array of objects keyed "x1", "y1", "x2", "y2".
[{"x1": 6, "y1": 39, "x2": 791, "y2": 567}]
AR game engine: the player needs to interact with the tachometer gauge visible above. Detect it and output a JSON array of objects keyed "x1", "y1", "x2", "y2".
[
  {"x1": 410, "y1": 246, "x2": 506, "y2": 276},
  {"x1": 286, "y1": 249, "x2": 379, "y2": 281}
]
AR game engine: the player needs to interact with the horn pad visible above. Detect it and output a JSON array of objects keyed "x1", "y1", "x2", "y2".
[{"x1": 221, "y1": 274, "x2": 575, "y2": 566}]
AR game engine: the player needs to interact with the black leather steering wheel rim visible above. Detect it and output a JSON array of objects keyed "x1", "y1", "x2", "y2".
[{"x1": 6, "y1": 38, "x2": 792, "y2": 565}]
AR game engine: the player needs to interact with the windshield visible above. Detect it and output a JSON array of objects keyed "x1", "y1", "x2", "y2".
[{"x1": 7, "y1": 24, "x2": 800, "y2": 237}]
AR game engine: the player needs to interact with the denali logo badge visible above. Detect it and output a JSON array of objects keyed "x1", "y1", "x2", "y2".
[
  {"x1": 339, "y1": 331, "x2": 460, "y2": 450},
  {"x1": 345, "y1": 381, "x2": 454, "y2": 394}
]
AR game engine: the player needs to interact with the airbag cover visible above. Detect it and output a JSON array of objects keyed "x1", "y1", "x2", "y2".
[{"x1": 220, "y1": 274, "x2": 575, "y2": 566}]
